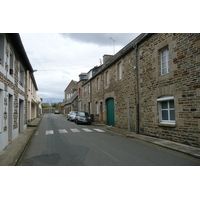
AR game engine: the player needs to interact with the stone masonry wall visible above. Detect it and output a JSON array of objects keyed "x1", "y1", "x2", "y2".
[
  {"x1": 90, "y1": 50, "x2": 137, "y2": 131},
  {"x1": 138, "y1": 33, "x2": 200, "y2": 147}
]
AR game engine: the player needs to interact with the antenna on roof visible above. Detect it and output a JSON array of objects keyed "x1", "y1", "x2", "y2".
[
  {"x1": 110, "y1": 37, "x2": 116, "y2": 54},
  {"x1": 99, "y1": 58, "x2": 102, "y2": 65}
]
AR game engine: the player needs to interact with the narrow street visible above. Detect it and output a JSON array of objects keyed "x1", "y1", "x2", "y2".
[{"x1": 17, "y1": 114, "x2": 200, "y2": 166}]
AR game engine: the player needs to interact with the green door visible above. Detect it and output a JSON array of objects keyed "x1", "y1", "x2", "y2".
[{"x1": 106, "y1": 98, "x2": 115, "y2": 126}]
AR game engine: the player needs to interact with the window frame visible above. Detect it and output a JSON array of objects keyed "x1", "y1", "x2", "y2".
[
  {"x1": 157, "y1": 96, "x2": 175, "y2": 125},
  {"x1": 160, "y1": 47, "x2": 169, "y2": 75}
]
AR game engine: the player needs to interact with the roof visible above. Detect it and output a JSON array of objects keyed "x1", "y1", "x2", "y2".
[
  {"x1": 64, "y1": 91, "x2": 78, "y2": 105},
  {"x1": 5, "y1": 33, "x2": 38, "y2": 91},
  {"x1": 82, "y1": 33, "x2": 154, "y2": 85}
]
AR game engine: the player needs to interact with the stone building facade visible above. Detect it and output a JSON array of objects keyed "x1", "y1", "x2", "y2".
[
  {"x1": 27, "y1": 70, "x2": 41, "y2": 123},
  {"x1": 80, "y1": 35, "x2": 145, "y2": 130},
  {"x1": 137, "y1": 33, "x2": 200, "y2": 147},
  {"x1": 76, "y1": 33, "x2": 200, "y2": 147},
  {"x1": 89, "y1": 51, "x2": 137, "y2": 130},
  {"x1": 63, "y1": 80, "x2": 78, "y2": 114},
  {"x1": 0, "y1": 33, "x2": 38, "y2": 152}
]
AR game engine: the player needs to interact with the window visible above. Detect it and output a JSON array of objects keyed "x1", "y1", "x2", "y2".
[
  {"x1": 19, "y1": 65, "x2": 25, "y2": 87},
  {"x1": 157, "y1": 96, "x2": 175, "y2": 124},
  {"x1": 118, "y1": 62, "x2": 123, "y2": 80},
  {"x1": 84, "y1": 86, "x2": 86, "y2": 96},
  {"x1": 97, "y1": 77, "x2": 99, "y2": 91},
  {"x1": 0, "y1": 34, "x2": 4, "y2": 67},
  {"x1": 88, "y1": 84, "x2": 90, "y2": 94},
  {"x1": 9, "y1": 50, "x2": 14, "y2": 76},
  {"x1": 96, "y1": 102, "x2": 99, "y2": 114},
  {"x1": 105, "y1": 71, "x2": 109, "y2": 86},
  {"x1": 160, "y1": 47, "x2": 169, "y2": 75}
]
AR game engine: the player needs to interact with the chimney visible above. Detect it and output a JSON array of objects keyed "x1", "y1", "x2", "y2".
[
  {"x1": 103, "y1": 54, "x2": 113, "y2": 64},
  {"x1": 79, "y1": 73, "x2": 87, "y2": 81}
]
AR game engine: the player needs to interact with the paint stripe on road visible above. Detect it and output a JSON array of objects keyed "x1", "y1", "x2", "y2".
[
  {"x1": 71, "y1": 129, "x2": 80, "y2": 132},
  {"x1": 46, "y1": 130, "x2": 54, "y2": 135},
  {"x1": 58, "y1": 129, "x2": 68, "y2": 133},
  {"x1": 82, "y1": 128, "x2": 93, "y2": 132},
  {"x1": 93, "y1": 129, "x2": 105, "y2": 132}
]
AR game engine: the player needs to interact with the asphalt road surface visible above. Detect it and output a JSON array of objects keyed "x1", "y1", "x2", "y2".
[{"x1": 17, "y1": 113, "x2": 200, "y2": 166}]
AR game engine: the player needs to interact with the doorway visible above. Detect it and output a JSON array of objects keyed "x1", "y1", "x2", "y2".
[
  {"x1": 106, "y1": 98, "x2": 115, "y2": 126},
  {"x1": 19, "y1": 99, "x2": 24, "y2": 133},
  {"x1": 8, "y1": 94, "x2": 13, "y2": 141}
]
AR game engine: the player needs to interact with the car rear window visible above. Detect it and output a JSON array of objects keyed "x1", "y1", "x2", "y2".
[{"x1": 78, "y1": 112, "x2": 89, "y2": 117}]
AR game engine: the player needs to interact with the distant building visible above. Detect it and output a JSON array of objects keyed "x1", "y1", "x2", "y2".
[{"x1": 62, "y1": 80, "x2": 78, "y2": 114}]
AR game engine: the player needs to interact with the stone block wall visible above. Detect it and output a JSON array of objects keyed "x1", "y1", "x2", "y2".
[
  {"x1": 138, "y1": 33, "x2": 200, "y2": 147},
  {"x1": 89, "y1": 51, "x2": 137, "y2": 131}
]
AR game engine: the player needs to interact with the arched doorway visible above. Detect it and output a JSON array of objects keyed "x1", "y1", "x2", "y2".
[{"x1": 106, "y1": 98, "x2": 115, "y2": 126}]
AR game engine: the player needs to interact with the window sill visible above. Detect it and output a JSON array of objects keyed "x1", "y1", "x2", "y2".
[{"x1": 158, "y1": 123, "x2": 176, "y2": 128}]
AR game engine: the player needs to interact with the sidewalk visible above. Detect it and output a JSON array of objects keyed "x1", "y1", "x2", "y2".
[
  {"x1": 0, "y1": 117, "x2": 199, "y2": 166},
  {"x1": 0, "y1": 117, "x2": 42, "y2": 166},
  {"x1": 92, "y1": 122, "x2": 200, "y2": 160}
]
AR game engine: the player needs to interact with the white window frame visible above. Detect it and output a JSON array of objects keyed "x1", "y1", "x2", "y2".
[
  {"x1": 157, "y1": 96, "x2": 175, "y2": 124},
  {"x1": 160, "y1": 47, "x2": 169, "y2": 75}
]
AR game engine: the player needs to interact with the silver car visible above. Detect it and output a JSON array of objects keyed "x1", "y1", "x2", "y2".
[{"x1": 67, "y1": 111, "x2": 77, "y2": 121}]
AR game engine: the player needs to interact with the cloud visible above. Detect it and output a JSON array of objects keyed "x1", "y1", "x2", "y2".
[
  {"x1": 61, "y1": 33, "x2": 140, "y2": 46},
  {"x1": 20, "y1": 33, "x2": 141, "y2": 103}
]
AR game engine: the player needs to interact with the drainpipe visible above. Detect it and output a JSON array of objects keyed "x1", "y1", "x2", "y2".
[
  {"x1": 133, "y1": 33, "x2": 149, "y2": 134},
  {"x1": 133, "y1": 43, "x2": 139, "y2": 134}
]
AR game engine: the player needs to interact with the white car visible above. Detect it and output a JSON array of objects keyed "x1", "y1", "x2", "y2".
[
  {"x1": 67, "y1": 111, "x2": 77, "y2": 121},
  {"x1": 54, "y1": 110, "x2": 60, "y2": 114}
]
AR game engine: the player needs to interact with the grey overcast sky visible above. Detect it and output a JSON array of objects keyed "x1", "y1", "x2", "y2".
[{"x1": 20, "y1": 33, "x2": 140, "y2": 103}]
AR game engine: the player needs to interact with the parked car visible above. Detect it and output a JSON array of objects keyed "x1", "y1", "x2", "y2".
[
  {"x1": 54, "y1": 110, "x2": 60, "y2": 114},
  {"x1": 67, "y1": 111, "x2": 77, "y2": 121},
  {"x1": 74, "y1": 111, "x2": 91, "y2": 125}
]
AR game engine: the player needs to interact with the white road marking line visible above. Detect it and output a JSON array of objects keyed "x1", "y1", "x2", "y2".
[
  {"x1": 91, "y1": 143, "x2": 119, "y2": 162},
  {"x1": 35, "y1": 131, "x2": 39, "y2": 135},
  {"x1": 58, "y1": 129, "x2": 68, "y2": 133},
  {"x1": 46, "y1": 130, "x2": 54, "y2": 135},
  {"x1": 71, "y1": 129, "x2": 80, "y2": 132},
  {"x1": 82, "y1": 128, "x2": 93, "y2": 132},
  {"x1": 93, "y1": 129, "x2": 105, "y2": 132}
]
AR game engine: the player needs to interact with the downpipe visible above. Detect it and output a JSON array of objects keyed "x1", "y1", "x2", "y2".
[{"x1": 133, "y1": 44, "x2": 139, "y2": 134}]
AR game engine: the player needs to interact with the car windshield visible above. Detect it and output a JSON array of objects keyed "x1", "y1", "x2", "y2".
[{"x1": 78, "y1": 112, "x2": 89, "y2": 117}]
